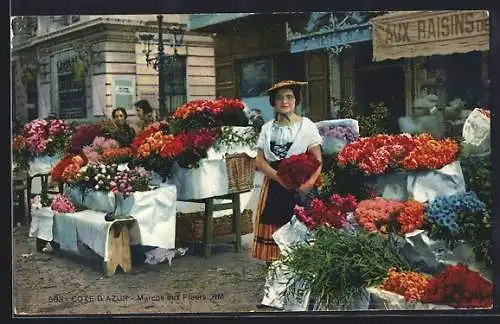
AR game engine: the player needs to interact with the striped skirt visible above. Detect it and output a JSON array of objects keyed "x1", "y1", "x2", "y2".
[{"x1": 251, "y1": 177, "x2": 296, "y2": 262}]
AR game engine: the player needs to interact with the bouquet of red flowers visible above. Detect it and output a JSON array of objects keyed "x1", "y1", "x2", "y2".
[
  {"x1": 174, "y1": 128, "x2": 220, "y2": 168},
  {"x1": 129, "y1": 122, "x2": 181, "y2": 180},
  {"x1": 294, "y1": 193, "x2": 358, "y2": 230},
  {"x1": 422, "y1": 264, "x2": 492, "y2": 308},
  {"x1": 169, "y1": 97, "x2": 248, "y2": 134},
  {"x1": 68, "y1": 124, "x2": 103, "y2": 154},
  {"x1": 337, "y1": 133, "x2": 459, "y2": 174},
  {"x1": 51, "y1": 153, "x2": 88, "y2": 184},
  {"x1": 277, "y1": 153, "x2": 321, "y2": 189}
]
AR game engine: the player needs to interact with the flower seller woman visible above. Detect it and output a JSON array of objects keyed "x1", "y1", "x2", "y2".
[
  {"x1": 110, "y1": 107, "x2": 136, "y2": 147},
  {"x1": 252, "y1": 80, "x2": 323, "y2": 265},
  {"x1": 133, "y1": 99, "x2": 155, "y2": 133}
]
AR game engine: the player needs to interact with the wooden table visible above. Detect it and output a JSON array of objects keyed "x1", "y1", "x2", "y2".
[
  {"x1": 35, "y1": 217, "x2": 136, "y2": 277},
  {"x1": 178, "y1": 191, "x2": 250, "y2": 258}
]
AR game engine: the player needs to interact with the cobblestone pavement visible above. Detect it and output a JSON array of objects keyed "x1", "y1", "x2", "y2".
[{"x1": 12, "y1": 225, "x2": 278, "y2": 315}]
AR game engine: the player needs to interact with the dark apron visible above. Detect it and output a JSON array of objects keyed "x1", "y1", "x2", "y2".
[{"x1": 260, "y1": 160, "x2": 298, "y2": 227}]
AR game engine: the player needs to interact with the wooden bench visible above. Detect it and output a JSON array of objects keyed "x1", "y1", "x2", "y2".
[
  {"x1": 178, "y1": 191, "x2": 250, "y2": 258},
  {"x1": 33, "y1": 210, "x2": 136, "y2": 277}
]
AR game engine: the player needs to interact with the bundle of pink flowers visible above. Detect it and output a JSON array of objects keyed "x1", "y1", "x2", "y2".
[
  {"x1": 22, "y1": 118, "x2": 71, "y2": 156},
  {"x1": 82, "y1": 136, "x2": 120, "y2": 162},
  {"x1": 50, "y1": 194, "x2": 77, "y2": 213}
]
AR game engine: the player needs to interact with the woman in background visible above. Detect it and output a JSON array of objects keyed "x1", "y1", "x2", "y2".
[
  {"x1": 134, "y1": 99, "x2": 155, "y2": 133},
  {"x1": 109, "y1": 107, "x2": 136, "y2": 147}
]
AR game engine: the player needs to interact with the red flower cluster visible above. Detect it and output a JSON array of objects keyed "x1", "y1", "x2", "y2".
[
  {"x1": 294, "y1": 194, "x2": 358, "y2": 230},
  {"x1": 51, "y1": 153, "x2": 88, "y2": 184},
  {"x1": 397, "y1": 199, "x2": 425, "y2": 234},
  {"x1": 69, "y1": 124, "x2": 103, "y2": 154},
  {"x1": 422, "y1": 264, "x2": 492, "y2": 308},
  {"x1": 337, "y1": 133, "x2": 459, "y2": 174},
  {"x1": 174, "y1": 128, "x2": 220, "y2": 167},
  {"x1": 277, "y1": 153, "x2": 321, "y2": 189},
  {"x1": 172, "y1": 97, "x2": 245, "y2": 120},
  {"x1": 131, "y1": 123, "x2": 161, "y2": 151}
]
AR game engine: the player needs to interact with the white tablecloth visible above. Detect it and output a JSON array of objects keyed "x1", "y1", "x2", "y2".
[
  {"x1": 28, "y1": 154, "x2": 61, "y2": 177},
  {"x1": 30, "y1": 186, "x2": 178, "y2": 257}
]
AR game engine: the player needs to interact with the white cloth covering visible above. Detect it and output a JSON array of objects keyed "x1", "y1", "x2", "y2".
[
  {"x1": 367, "y1": 287, "x2": 454, "y2": 310},
  {"x1": 29, "y1": 186, "x2": 178, "y2": 258},
  {"x1": 118, "y1": 186, "x2": 177, "y2": 250},
  {"x1": 374, "y1": 161, "x2": 466, "y2": 203},
  {"x1": 28, "y1": 154, "x2": 62, "y2": 177}
]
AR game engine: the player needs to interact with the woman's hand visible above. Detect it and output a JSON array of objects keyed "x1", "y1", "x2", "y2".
[
  {"x1": 297, "y1": 181, "x2": 314, "y2": 194},
  {"x1": 276, "y1": 176, "x2": 292, "y2": 190}
]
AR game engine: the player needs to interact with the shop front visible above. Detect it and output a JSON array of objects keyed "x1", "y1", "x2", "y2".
[{"x1": 371, "y1": 10, "x2": 490, "y2": 115}]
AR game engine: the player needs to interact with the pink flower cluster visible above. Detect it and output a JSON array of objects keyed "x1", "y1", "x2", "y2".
[
  {"x1": 294, "y1": 194, "x2": 358, "y2": 230},
  {"x1": 50, "y1": 194, "x2": 77, "y2": 213},
  {"x1": 109, "y1": 167, "x2": 150, "y2": 197},
  {"x1": 354, "y1": 197, "x2": 405, "y2": 232},
  {"x1": 82, "y1": 137, "x2": 120, "y2": 162},
  {"x1": 23, "y1": 119, "x2": 71, "y2": 155}
]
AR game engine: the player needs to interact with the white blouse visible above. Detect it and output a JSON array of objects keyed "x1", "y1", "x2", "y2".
[{"x1": 255, "y1": 117, "x2": 322, "y2": 162}]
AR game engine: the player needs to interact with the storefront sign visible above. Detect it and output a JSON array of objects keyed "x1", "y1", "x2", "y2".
[
  {"x1": 111, "y1": 76, "x2": 136, "y2": 114},
  {"x1": 372, "y1": 10, "x2": 489, "y2": 61},
  {"x1": 286, "y1": 12, "x2": 378, "y2": 53}
]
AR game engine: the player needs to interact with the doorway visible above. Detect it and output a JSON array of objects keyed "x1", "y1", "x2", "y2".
[{"x1": 355, "y1": 64, "x2": 405, "y2": 134}]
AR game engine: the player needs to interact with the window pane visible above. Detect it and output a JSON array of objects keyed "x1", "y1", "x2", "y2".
[{"x1": 58, "y1": 55, "x2": 86, "y2": 119}]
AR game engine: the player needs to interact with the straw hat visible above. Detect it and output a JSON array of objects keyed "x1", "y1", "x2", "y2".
[{"x1": 266, "y1": 80, "x2": 308, "y2": 93}]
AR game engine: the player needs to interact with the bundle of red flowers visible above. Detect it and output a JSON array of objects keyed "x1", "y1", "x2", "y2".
[
  {"x1": 294, "y1": 194, "x2": 358, "y2": 230},
  {"x1": 174, "y1": 128, "x2": 220, "y2": 168},
  {"x1": 422, "y1": 264, "x2": 492, "y2": 308},
  {"x1": 51, "y1": 153, "x2": 88, "y2": 184},
  {"x1": 400, "y1": 137, "x2": 460, "y2": 171},
  {"x1": 277, "y1": 153, "x2": 321, "y2": 189},
  {"x1": 354, "y1": 197, "x2": 425, "y2": 235},
  {"x1": 69, "y1": 124, "x2": 103, "y2": 154},
  {"x1": 337, "y1": 133, "x2": 459, "y2": 174},
  {"x1": 172, "y1": 97, "x2": 245, "y2": 120}
]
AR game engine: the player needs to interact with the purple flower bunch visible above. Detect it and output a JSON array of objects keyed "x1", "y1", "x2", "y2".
[{"x1": 318, "y1": 125, "x2": 359, "y2": 143}]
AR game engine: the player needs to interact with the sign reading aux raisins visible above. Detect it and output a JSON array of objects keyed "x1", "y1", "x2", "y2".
[{"x1": 372, "y1": 10, "x2": 490, "y2": 62}]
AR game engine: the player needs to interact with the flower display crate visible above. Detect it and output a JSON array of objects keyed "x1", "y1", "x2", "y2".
[
  {"x1": 175, "y1": 209, "x2": 253, "y2": 244},
  {"x1": 226, "y1": 153, "x2": 255, "y2": 194}
]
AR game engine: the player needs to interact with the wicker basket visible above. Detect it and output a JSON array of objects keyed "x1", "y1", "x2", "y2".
[
  {"x1": 175, "y1": 209, "x2": 253, "y2": 244},
  {"x1": 226, "y1": 153, "x2": 255, "y2": 194}
]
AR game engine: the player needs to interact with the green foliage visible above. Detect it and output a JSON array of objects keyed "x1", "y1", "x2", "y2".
[
  {"x1": 276, "y1": 227, "x2": 412, "y2": 308},
  {"x1": 334, "y1": 97, "x2": 389, "y2": 137},
  {"x1": 318, "y1": 153, "x2": 375, "y2": 202},
  {"x1": 212, "y1": 126, "x2": 258, "y2": 151}
]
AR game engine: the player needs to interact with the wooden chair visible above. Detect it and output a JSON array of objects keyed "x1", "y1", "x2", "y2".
[{"x1": 12, "y1": 171, "x2": 30, "y2": 226}]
